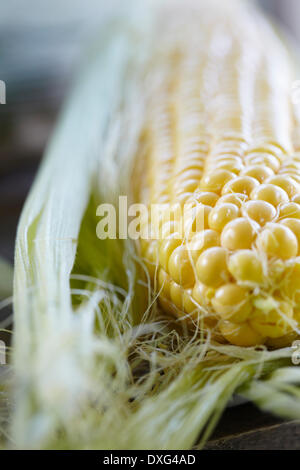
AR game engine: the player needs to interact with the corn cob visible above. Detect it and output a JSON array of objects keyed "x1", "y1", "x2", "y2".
[{"x1": 139, "y1": 1, "x2": 300, "y2": 347}]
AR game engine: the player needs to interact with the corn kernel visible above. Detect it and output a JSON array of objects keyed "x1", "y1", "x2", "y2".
[
  {"x1": 222, "y1": 176, "x2": 259, "y2": 197},
  {"x1": 282, "y1": 261, "x2": 300, "y2": 303},
  {"x1": 228, "y1": 249, "x2": 264, "y2": 284},
  {"x1": 159, "y1": 221, "x2": 180, "y2": 239},
  {"x1": 265, "y1": 175, "x2": 300, "y2": 198},
  {"x1": 242, "y1": 200, "x2": 276, "y2": 226},
  {"x1": 244, "y1": 153, "x2": 280, "y2": 172},
  {"x1": 221, "y1": 217, "x2": 258, "y2": 250},
  {"x1": 241, "y1": 165, "x2": 274, "y2": 183},
  {"x1": 158, "y1": 268, "x2": 171, "y2": 298},
  {"x1": 257, "y1": 223, "x2": 298, "y2": 259},
  {"x1": 216, "y1": 193, "x2": 248, "y2": 208},
  {"x1": 188, "y1": 229, "x2": 220, "y2": 261},
  {"x1": 212, "y1": 284, "x2": 252, "y2": 322},
  {"x1": 183, "y1": 204, "x2": 211, "y2": 236},
  {"x1": 144, "y1": 241, "x2": 159, "y2": 279},
  {"x1": 247, "y1": 144, "x2": 284, "y2": 160},
  {"x1": 196, "y1": 247, "x2": 230, "y2": 287},
  {"x1": 176, "y1": 168, "x2": 203, "y2": 182},
  {"x1": 192, "y1": 282, "x2": 215, "y2": 306},
  {"x1": 200, "y1": 169, "x2": 235, "y2": 193},
  {"x1": 250, "y1": 299, "x2": 294, "y2": 338},
  {"x1": 168, "y1": 245, "x2": 195, "y2": 287},
  {"x1": 158, "y1": 234, "x2": 182, "y2": 271},
  {"x1": 219, "y1": 320, "x2": 265, "y2": 346},
  {"x1": 292, "y1": 194, "x2": 300, "y2": 204},
  {"x1": 208, "y1": 203, "x2": 239, "y2": 232},
  {"x1": 174, "y1": 178, "x2": 199, "y2": 194},
  {"x1": 280, "y1": 218, "x2": 300, "y2": 253},
  {"x1": 279, "y1": 202, "x2": 300, "y2": 220},
  {"x1": 176, "y1": 192, "x2": 195, "y2": 205},
  {"x1": 250, "y1": 183, "x2": 289, "y2": 207},
  {"x1": 170, "y1": 281, "x2": 183, "y2": 310},
  {"x1": 192, "y1": 191, "x2": 219, "y2": 207},
  {"x1": 214, "y1": 158, "x2": 244, "y2": 174}
]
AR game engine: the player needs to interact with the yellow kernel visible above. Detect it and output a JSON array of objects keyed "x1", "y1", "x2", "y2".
[
  {"x1": 158, "y1": 296, "x2": 177, "y2": 316},
  {"x1": 169, "y1": 281, "x2": 183, "y2": 311},
  {"x1": 214, "y1": 158, "x2": 244, "y2": 174},
  {"x1": 168, "y1": 245, "x2": 195, "y2": 287},
  {"x1": 265, "y1": 175, "x2": 300, "y2": 198},
  {"x1": 285, "y1": 174, "x2": 300, "y2": 185},
  {"x1": 158, "y1": 268, "x2": 171, "y2": 298},
  {"x1": 280, "y1": 218, "x2": 300, "y2": 254},
  {"x1": 212, "y1": 143, "x2": 245, "y2": 156},
  {"x1": 221, "y1": 217, "x2": 257, "y2": 250},
  {"x1": 156, "y1": 203, "x2": 181, "y2": 230},
  {"x1": 177, "y1": 160, "x2": 204, "y2": 174},
  {"x1": 247, "y1": 144, "x2": 285, "y2": 160},
  {"x1": 188, "y1": 229, "x2": 220, "y2": 261},
  {"x1": 184, "y1": 204, "x2": 211, "y2": 237},
  {"x1": 222, "y1": 176, "x2": 259, "y2": 197},
  {"x1": 192, "y1": 282, "x2": 215, "y2": 306},
  {"x1": 158, "y1": 234, "x2": 181, "y2": 271},
  {"x1": 176, "y1": 192, "x2": 195, "y2": 205},
  {"x1": 159, "y1": 221, "x2": 181, "y2": 239},
  {"x1": 245, "y1": 153, "x2": 280, "y2": 172},
  {"x1": 279, "y1": 161, "x2": 300, "y2": 172},
  {"x1": 192, "y1": 192, "x2": 219, "y2": 207},
  {"x1": 219, "y1": 320, "x2": 265, "y2": 346},
  {"x1": 213, "y1": 154, "x2": 242, "y2": 163},
  {"x1": 282, "y1": 261, "x2": 300, "y2": 302},
  {"x1": 200, "y1": 169, "x2": 235, "y2": 194},
  {"x1": 176, "y1": 168, "x2": 202, "y2": 182},
  {"x1": 292, "y1": 194, "x2": 300, "y2": 204},
  {"x1": 208, "y1": 203, "x2": 239, "y2": 232},
  {"x1": 242, "y1": 200, "x2": 276, "y2": 226},
  {"x1": 279, "y1": 202, "x2": 300, "y2": 220},
  {"x1": 216, "y1": 193, "x2": 248, "y2": 209},
  {"x1": 250, "y1": 299, "x2": 294, "y2": 339},
  {"x1": 257, "y1": 223, "x2": 298, "y2": 259},
  {"x1": 241, "y1": 165, "x2": 274, "y2": 183},
  {"x1": 144, "y1": 241, "x2": 159, "y2": 279},
  {"x1": 250, "y1": 184, "x2": 289, "y2": 207},
  {"x1": 212, "y1": 284, "x2": 252, "y2": 322},
  {"x1": 182, "y1": 289, "x2": 197, "y2": 315},
  {"x1": 175, "y1": 179, "x2": 200, "y2": 195},
  {"x1": 228, "y1": 250, "x2": 264, "y2": 284},
  {"x1": 196, "y1": 247, "x2": 230, "y2": 287}
]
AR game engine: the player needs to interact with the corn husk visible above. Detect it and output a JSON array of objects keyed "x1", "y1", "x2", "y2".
[{"x1": 3, "y1": 0, "x2": 300, "y2": 449}]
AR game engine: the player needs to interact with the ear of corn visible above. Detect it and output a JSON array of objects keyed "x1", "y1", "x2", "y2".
[
  {"x1": 6, "y1": 0, "x2": 300, "y2": 451},
  {"x1": 140, "y1": 0, "x2": 300, "y2": 347}
]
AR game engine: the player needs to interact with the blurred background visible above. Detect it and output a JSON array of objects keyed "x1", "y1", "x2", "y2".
[{"x1": 0, "y1": 0, "x2": 300, "y2": 264}]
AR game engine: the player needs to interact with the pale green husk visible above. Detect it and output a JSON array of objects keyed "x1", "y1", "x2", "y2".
[{"x1": 2, "y1": 0, "x2": 300, "y2": 450}]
